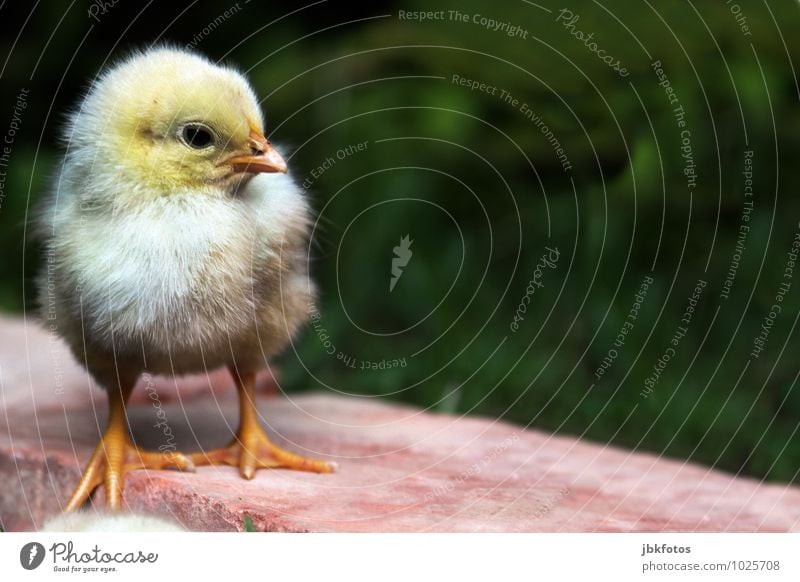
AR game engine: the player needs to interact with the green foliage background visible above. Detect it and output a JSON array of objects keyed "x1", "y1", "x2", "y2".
[{"x1": 0, "y1": 0, "x2": 798, "y2": 482}]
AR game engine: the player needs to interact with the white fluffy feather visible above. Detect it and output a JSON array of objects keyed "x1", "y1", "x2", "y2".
[{"x1": 42, "y1": 512, "x2": 185, "y2": 532}]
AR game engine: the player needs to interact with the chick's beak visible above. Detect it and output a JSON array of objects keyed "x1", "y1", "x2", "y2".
[{"x1": 226, "y1": 130, "x2": 288, "y2": 174}]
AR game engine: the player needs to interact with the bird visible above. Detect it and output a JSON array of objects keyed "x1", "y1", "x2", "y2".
[{"x1": 35, "y1": 46, "x2": 335, "y2": 511}]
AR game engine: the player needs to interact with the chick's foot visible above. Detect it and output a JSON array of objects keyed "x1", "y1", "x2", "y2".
[
  {"x1": 189, "y1": 426, "x2": 335, "y2": 480},
  {"x1": 189, "y1": 367, "x2": 335, "y2": 479},
  {"x1": 65, "y1": 430, "x2": 195, "y2": 511}
]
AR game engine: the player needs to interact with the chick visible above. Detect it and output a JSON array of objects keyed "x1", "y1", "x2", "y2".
[{"x1": 36, "y1": 46, "x2": 334, "y2": 511}]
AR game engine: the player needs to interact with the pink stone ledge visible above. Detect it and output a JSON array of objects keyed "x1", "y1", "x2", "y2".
[{"x1": 1, "y1": 314, "x2": 798, "y2": 532}]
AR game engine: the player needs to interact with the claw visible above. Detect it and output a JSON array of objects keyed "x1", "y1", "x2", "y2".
[
  {"x1": 189, "y1": 368, "x2": 335, "y2": 479},
  {"x1": 65, "y1": 432, "x2": 195, "y2": 511},
  {"x1": 190, "y1": 433, "x2": 335, "y2": 478}
]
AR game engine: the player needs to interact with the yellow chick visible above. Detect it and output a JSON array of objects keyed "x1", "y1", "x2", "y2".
[{"x1": 36, "y1": 46, "x2": 334, "y2": 511}]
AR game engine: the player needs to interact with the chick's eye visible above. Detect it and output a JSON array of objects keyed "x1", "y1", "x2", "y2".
[{"x1": 180, "y1": 124, "x2": 215, "y2": 149}]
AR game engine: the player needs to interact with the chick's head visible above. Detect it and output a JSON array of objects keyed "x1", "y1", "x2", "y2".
[{"x1": 68, "y1": 47, "x2": 286, "y2": 200}]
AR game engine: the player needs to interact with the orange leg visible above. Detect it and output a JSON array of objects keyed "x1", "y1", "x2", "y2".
[
  {"x1": 190, "y1": 368, "x2": 335, "y2": 479},
  {"x1": 64, "y1": 380, "x2": 195, "y2": 511}
]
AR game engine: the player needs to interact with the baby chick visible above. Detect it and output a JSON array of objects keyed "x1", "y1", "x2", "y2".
[{"x1": 37, "y1": 46, "x2": 334, "y2": 511}]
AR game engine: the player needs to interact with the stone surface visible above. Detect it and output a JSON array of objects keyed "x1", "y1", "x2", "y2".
[{"x1": 1, "y1": 314, "x2": 799, "y2": 532}]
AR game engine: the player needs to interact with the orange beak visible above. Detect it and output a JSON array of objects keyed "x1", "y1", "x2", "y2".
[{"x1": 226, "y1": 129, "x2": 287, "y2": 174}]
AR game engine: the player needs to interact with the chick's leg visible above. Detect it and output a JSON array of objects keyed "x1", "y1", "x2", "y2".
[
  {"x1": 64, "y1": 380, "x2": 194, "y2": 511},
  {"x1": 190, "y1": 368, "x2": 335, "y2": 478}
]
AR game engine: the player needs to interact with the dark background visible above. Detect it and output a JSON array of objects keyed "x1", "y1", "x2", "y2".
[{"x1": 1, "y1": 0, "x2": 798, "y2": 482}]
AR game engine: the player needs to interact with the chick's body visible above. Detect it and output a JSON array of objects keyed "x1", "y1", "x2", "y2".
[
  {"x1": 47, "y1": 168, "x2": 312, "y2": 382},
  {"x1": 37, "y1": 47, "x2": 333, "y2": 511}
]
